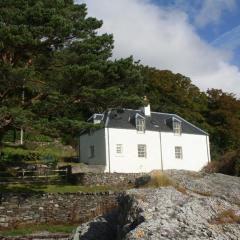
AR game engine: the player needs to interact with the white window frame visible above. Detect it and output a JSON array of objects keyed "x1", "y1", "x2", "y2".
[
  {"x1": 89, "y1": 145, "x2": 95, "y2": 158},
  {"x1": 116, "y1": 144, "x2": 123, "y2": 154},
  {"x1": 138, "y1": 144, "x2": 147, "y2": 158},
  {"x1": 136, "y1": 118, "x2": 145, "y2": 132},
  {"x1": 175, "y1": 146, "x2": 183, "y2": 159},
  {"x1": 173, "y1": 121, "x2": 182, "y2": 135}
]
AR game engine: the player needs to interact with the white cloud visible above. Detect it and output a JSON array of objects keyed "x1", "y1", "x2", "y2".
[
  {"x1": 78, "y1": 0, "x2": 240, "y2": 95},
  {"x1": 195, "y1": 0, "x2": 236, "y2": 28},
  {"x1": 171, "y1": 0, "x2": 236, "y2": 28}
]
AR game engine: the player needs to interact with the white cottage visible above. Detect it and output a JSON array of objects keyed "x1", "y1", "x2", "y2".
[{"x1": 79, "y1": 104, "x2": 211, "y2": 173}]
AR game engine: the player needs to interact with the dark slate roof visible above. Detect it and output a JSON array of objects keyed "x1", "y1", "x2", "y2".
[{"x1": 99, "y1": 108, "x2": 207, "y2": 135}]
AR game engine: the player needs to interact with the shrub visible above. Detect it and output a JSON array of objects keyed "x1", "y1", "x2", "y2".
[
  {"x1": 1, "y1": 147, "x2": 36, "y2": 163},
  {"x1": 210, "y1": 209, "x2": 240, "y2": 224},
  {"x1": 135, "y1": 171, "x2": 188, "y2": 195},
  {"x1": 204, "y1": 151, "x2": 240, "y2": 176},
  {"x1": 136, "y1": 172, "x2": 174, "y2": 188},
  {"x1": 3, "y1": 130, "x2": 54, "y2": 143},
  {"x1": 1, "y1": 144, "x2": 76, "y2": 165}
]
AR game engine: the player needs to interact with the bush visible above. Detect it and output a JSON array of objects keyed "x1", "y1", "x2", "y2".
[
  {"x1": 1, "y1": 143, "x2": 76, "y2": 165},
  {"x1": 204, "y1": 151, "x2": 240, "y2": 176},
  {"x1": 211, "y1": 209, "x2": 240, "y2": 224},
  {"x1": 136, "y1": 172, "x2": 174, "y2": 188},
  {"x1": 3, "y1": 130, "x2": 54, "y2": 143},
  {"x1": 1, "y1": 147, "x2": 37, "y2": 163}
]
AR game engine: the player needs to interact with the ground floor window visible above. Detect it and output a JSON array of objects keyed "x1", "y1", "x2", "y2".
[
  {"x1": 175, "y1": 146, "x2": 183, "y2": 159},
  {"x1": 138, "y1": 144, "x2": 147, "y2": 158},
  {"x1": 116, "y1": 144, "x2": 123, "y2": 154}
]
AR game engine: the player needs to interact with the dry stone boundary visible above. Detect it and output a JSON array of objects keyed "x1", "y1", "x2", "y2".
[{"x1": 0, "y1": 192, "x2": 117, "y2": 229}]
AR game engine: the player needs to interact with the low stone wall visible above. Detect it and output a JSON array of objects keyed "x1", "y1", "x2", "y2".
[
  {"x1": 0, "y1": 192, "x2": 118, "y2": 228},
  {"x1": 70, "y1": 173, "x2": 146, "y2": 186}
]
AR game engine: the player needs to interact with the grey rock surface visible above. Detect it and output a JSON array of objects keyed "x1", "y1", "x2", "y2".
[
  {"x1": 73, "y1": 171, "x2": 240, "y2": 240},
  {"x1": 123, "y1": 187, "x2": 240, "y2": 240},
  {"x1": 166, "y1": 170, "x2": 240, "y2": 205}
]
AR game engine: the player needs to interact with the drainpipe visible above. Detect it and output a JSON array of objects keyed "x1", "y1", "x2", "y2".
[
  {"x1": 159, "y1": 131, "x2": 164, "y2": 171},
  {"x1": 107, "y1": 128, "x2": 111, "y2": 173},
  {"x1": 206, "y1": 135, "x2": 210, "y2": 163}
]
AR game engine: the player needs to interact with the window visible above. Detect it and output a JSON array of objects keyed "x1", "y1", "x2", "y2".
[
  {"x1": 173, "y1": 121, "x2": 182, "y2": 135},
  {"x1": 89, "y1": 145, "x2": 95, "y2": 158},
  {"x1": 138, "y1": 144, "x2": 147, "y2": 158},
  {"x1": 116, "y1": 144, "x2": 123, "y2": 154},
  {"x1": 175, "y1": 146, "x2": 183, "y2": 159},
  {"x1": 136, "y1": 118, "x2": 145, "y2": 132}
]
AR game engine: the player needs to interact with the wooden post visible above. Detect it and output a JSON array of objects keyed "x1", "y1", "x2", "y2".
[{"x1": 20, "y1": 82, "x2": 25, "y2": 145}]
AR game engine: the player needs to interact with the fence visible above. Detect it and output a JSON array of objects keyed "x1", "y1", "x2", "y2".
[{"x1": 0, "y1": 169, "x2": 68, "y2": 184}]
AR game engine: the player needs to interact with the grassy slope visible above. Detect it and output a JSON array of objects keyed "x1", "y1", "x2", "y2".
[
  {"x1": 0, "y1": 223, "x2": 78, "y2": 237},
  {"x1": 0, "y1": 183, "x2": 120, "y2": 193}
]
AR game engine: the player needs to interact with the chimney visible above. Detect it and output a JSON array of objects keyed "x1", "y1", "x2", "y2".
[{"x1": 141, "y1": 96, "x2": 151, "y2": 116}]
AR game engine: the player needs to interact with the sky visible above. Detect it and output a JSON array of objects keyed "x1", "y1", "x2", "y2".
[{"x1": 78, "y1": 0, "x2": 240, "y2": 96}]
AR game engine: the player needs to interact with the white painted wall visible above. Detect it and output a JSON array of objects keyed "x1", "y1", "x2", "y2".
[
  {"x1": 79, "y1": 129, "x2": 107, "y2": 167},
  {"x1": 105, "y1": 128, "x2": 162, "y2": 173},
  {"x1": 80, "y1": 128, "x2": 211, "y2": 173},
  {"x1": 161, "y1": 132, "x2": 210, "y2": 171}
]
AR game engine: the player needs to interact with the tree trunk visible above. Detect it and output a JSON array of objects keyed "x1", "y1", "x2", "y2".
[
  {"x1": 13, "y1": 128, "x2": 16, "y2": 143},
  {"x1": 0, "y1": 132, "x2": 4, "y2": 156}
]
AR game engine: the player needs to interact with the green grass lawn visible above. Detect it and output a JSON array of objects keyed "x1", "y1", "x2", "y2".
[
  {"x1": 0, "y1": 183, "x2": 120, "y2": 193},
  {"x1": 0, "y1": 223, "x2": 78, "y2": 237}
]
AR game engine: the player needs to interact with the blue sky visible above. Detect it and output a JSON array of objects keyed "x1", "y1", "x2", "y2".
[
  {"x1": 152, "y1": 0, "x2": 240, "y2": 65},
  {"x1": 80, "y1": 0, "x2": 240, "y2": 95}
]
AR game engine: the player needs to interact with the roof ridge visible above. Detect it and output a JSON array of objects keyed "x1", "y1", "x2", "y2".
[
  {"x1": 122, "y1": 108, "x2": 141, "y2": 111},
  {"x1": 151, "y1": 111, "x2": 173, "y2": 115}
]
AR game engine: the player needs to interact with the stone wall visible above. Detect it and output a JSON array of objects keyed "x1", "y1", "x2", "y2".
[
  {"x1": 70, "y1": 172, "x2": 146, "y2": 186},
  {"x1": 0, "y1": 192, "x2": 118, "y2": 228}
]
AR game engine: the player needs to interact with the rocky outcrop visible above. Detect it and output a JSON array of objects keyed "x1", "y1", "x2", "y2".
[
  {"x1": 72, "y1": 171, "x2": 240, "y2": 240},
  {"x1": 122, "y1": 187, "x2": 240, "y2": 240}
]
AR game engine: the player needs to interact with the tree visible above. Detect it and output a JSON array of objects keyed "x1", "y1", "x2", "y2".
[
  {"x1": 0, "y1": 1, "x2": 114, "y2": 147},
  {"x1": 206, "y1": 89, "x2": 240, "y2": 154},
  {"x1": 143, "y1": 68, "x2": 209, "y2": 129}
]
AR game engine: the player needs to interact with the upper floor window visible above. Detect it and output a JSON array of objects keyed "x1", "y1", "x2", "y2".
[
  {"x1": 136, "y1": 118, "x2": 145, "y2": 132},
  {"x1": 89, "y1": 145, "x2": 95, "y2": 158},
  {"x1": 116, "y1": 144, "x2": 123, "y2": 154},
  {"x1": 138, "y1": 144, "x2": 147, "y2": 158},
  {"x1": 175, "y1": 146, "x2": 183, "y2": 159},
  {"x1": 173, "y1": 121, "x2": 182, "y2": 135}
]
